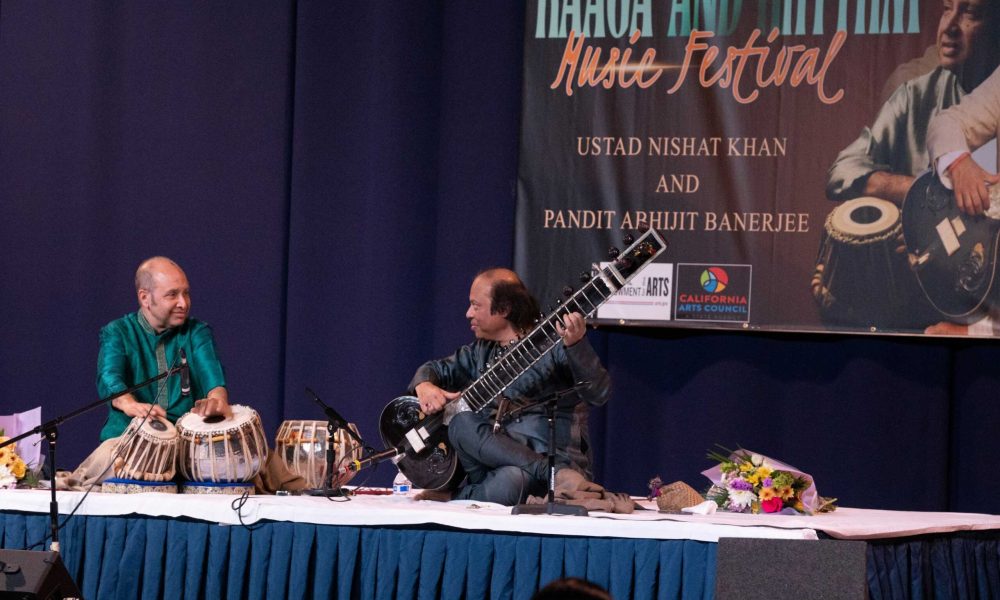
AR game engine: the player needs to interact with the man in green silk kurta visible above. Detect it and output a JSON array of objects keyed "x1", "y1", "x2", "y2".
[{"x1": 97, "y1": 257, "x2": 231, "y2": 441}]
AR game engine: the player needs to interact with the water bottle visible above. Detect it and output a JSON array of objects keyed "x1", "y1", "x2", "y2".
[{"x1": 392, "y1": 471, "x2": 411, "y2": 495}]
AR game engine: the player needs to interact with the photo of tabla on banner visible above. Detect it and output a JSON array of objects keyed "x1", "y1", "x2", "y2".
[{"x1": 514, "y1": 0, "x2": 1000, "y2": 337}]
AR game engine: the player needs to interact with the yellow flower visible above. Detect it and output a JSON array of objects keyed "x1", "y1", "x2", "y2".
[
  {"x1": 793, "y1": 500, "x2": 805, "y2": 511},
  {"x1": 0, "y1": 448, "x2": 9, "y2": 463},
  {"x1": 759, "y1": 487, "x2": 776, "y2": 501},
  {"x1": 778, "y1": 486, "x2": 795, "y2": 500},
  {"x1": 756, "y1": 466, "x2": 772, "y2": 479},
  {"x1": 11, "y1": 459, "x2": 26, "y2": 479},
  {"x1": 739, "y1": 462, "x2": 753, "y2": 473},
  {"x1": 746, "y1": 472, "x2": 760, "y2": 485}
]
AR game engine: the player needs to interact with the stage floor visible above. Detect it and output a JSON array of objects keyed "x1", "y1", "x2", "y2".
[{"x1": 3, "y1": 488, "x2": 999, "y2": 542}]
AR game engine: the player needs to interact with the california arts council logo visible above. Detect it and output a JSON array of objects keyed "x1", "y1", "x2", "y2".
[
  {"x1": 676, "y1": 264, "x2": 751, "y2": 323},
  {"x1": 699, "y1": 267, "x2": 728, "y2": 293}
]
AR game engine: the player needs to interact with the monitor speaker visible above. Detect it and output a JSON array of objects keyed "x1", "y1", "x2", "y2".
[{"x1": 0, "y1": 549, "x2": 80, "y2": 599}]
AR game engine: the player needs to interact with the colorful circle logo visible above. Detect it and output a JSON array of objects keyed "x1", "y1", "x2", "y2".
[{"x1": 699, "y1": 267, "x2": 728, "y2": 293}]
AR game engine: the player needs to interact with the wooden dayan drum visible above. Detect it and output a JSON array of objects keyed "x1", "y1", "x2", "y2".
[
  {"x1": 176, "y1": 404, "x2": 267, "y2": 482},
  {"x1": 813, "y1": 197, "x2": 905, "y2": 318}
]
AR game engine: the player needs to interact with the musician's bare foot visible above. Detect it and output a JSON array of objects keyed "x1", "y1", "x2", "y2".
[
  {"x1": 924, "y1": 321, "x2": 969, "y2": 336},
  {"x1": 415, "y1": 489, "x2": 453, "y2": 502}
]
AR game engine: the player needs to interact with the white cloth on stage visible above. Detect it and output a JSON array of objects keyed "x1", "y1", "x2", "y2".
[{"x1": 3, "y1": 488, "x2": 1000, "y2": 542}]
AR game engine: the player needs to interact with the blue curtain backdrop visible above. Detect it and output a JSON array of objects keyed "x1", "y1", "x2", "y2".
[{"x1": 1, "y1": 2, "x2": 997, "y2": 513}]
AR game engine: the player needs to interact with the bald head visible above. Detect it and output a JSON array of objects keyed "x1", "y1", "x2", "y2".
[
  {"x1": 475, "y1": 268, "x2": 522, "y2": 288},
  {"x1": 135, "y1": 256, "x2": 184, "y2": 293},
  {"x1": 135, "y1": 257, "x2": 191, "y2": 333}
]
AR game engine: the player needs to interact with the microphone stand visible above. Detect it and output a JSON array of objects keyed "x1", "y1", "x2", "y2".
[
  {"x1": 511, "y1": 384, "x2": 589, "y2": 517},
  {"x1": 0, "y1": 365, "x2": 185, "y2": 553},
  {"x1": 304, "y1": 388, "x2": 371, "y2": 497}
]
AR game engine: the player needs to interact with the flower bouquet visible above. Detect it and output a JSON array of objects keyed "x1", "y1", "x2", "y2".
[
  {"x1": 0, "y1": 430, "x2": 30, "y2": 490},
  {"x1": 703, "y1": 446, "x2": 836, "y2": 515}
]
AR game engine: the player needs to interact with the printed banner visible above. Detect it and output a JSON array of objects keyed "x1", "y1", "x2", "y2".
[{"x1": 515, "y1": 0, "x2": 1000, "y2": 336}]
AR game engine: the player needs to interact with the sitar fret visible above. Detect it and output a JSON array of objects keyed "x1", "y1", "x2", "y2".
[
  {"x1": 485, "y1": 371, "x2": 506, "y2": 395},
  {"x1": 568, "y1": 296, "x2": 591, "y2": 316}
]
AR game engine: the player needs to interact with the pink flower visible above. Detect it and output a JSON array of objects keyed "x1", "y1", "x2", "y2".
[{"x1": 761, "y1": 497, "x2": 784, "y2": 513}]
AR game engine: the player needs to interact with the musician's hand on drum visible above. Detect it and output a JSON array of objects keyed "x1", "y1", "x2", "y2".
[
  {"x1": 192, "y1": 395, "x2": 232, "y2": 419},
  {"x1": 950, "y1": 158, "x2": 999, "y2": 215},
  {"x1": 556, "y1": 312, "x2": 587, "y2": 346},
  {"x1": 115, "y1": 395, "x2": 166, "y2": 420},
  {"x1": 415, "y1": 382, "x2": 460, "y2": 415}
]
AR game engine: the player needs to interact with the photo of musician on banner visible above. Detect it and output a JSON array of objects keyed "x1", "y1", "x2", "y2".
[
  {"x1": 517, "y1": 0, "x2": 1000, "y2": 337},
  {"x1": 817, "y1": 0, "x2": 1000, "y2": 335}
]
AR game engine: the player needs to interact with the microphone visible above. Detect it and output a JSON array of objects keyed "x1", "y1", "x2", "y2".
[
  {"x1": 493, "y1": 381, "x2": 592, "y2": 429},
  {"x1": 179, "y1": 349, "x2": 191, "y2": 397},
  {"x1": 305, "y1": 387, "x2": 366, "y2": 448},
  {"x1": 342, "y1": 446, "x2": 403, "y2": 474}
]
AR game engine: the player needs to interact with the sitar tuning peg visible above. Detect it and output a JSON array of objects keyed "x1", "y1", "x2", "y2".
[
  {"x1": 562, "y1": 285, "x2": 574, "y2": 297},
  {"x1": 579, "y1": 271, "x2": 592, "y2": 283},
  {"x1": 622, "y1": 233, "x2": 634, "y2": 245},
  {"x1": 608, "y1": 246, "x2": 620, "y2": 259}
]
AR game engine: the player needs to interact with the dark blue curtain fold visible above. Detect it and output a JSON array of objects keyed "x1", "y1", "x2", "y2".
[{"x1": 1, "y1": 1, "x2": 998, "y2": 513}]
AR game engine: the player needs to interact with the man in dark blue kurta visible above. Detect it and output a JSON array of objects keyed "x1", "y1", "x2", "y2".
[
  {"x1": 97, "y1": 256, "x2": 230, "y2": 440},
  {"x1": 410, "y1": 269, "x2": 611, "y2": 505}
]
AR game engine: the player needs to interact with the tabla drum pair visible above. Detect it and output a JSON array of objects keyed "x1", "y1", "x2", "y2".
[
  {"x1": 107, "y1": 405, "x2": 267, "y2": 494},
  {"x1": 274, "y1": 420, "x2": 364, "y2": 488}
]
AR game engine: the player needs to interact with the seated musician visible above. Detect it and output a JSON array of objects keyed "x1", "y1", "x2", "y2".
[
  {"x1": 826, "y1": 0, "x2": 999, "y2": 205},
  {"x1": 97, "y1": 256, "x2": 230, "y2": 440},
  {"x1": 411, "y1": 268, "x2": 610, "y2": 505}
]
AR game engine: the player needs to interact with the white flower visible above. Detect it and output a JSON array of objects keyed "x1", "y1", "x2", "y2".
[
  {"x1": 750, "y1": 453, "x2": 764, "y2": 467},
  {"x1": 728, "y1": 489, "x2": 755, "y2": 510},
  {"x1": 0, "y1": 464, "x2": 16, "y2": 490}
]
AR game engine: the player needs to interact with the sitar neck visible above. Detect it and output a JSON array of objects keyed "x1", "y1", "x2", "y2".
[{"x1": 459, "y1": 228, "x2": 667, "y2": 413}]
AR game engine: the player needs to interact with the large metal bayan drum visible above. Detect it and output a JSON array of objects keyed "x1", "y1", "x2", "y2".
[
  {"x1": 176, "y1": 405, "x2": 267, "y2": 482},
  {"x1": 812, "y1": 197, "x2": 907, "y2": 327},
  {"x1": 112, "y1": 416, "x2": 179, "y2": 482},
  {"x1": 275, "y1": 420, "x2": 364, "y2": 488}
]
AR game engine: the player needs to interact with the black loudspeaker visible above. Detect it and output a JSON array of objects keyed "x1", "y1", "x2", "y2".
[
  {"x1": 715, "y1": 538, "x2": 868, "y2": 600},
  {"x1": 0, "y1": 550, "x2": 80, "y2": 599}
]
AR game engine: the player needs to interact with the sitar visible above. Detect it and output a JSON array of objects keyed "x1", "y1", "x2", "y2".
[
  {"x1": 376, "y1": 229, "x2": 667, "y2": 491},
  {"x1": 902, "y1": 171, "x2": 1000, "y2": 321}
]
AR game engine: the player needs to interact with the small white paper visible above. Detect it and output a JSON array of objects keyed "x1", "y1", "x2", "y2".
[
  {"x1": 681, "y1": 500, "x2": 718, "y2": 515},
  {"x1": 936, "y1": 218, "x2": 961, "y2": 256}
]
